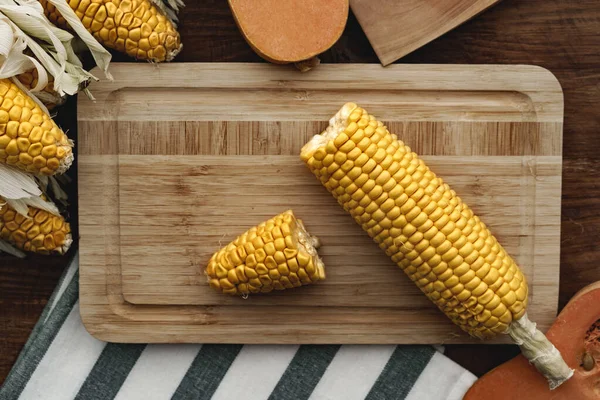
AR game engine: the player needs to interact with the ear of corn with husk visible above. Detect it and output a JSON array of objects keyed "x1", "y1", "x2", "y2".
[
  {"x1": 206, "y1": 210, "x2": 325, "y2": 296},
  {"x1": 39, "y1": 0, "x2": 182, "y2": 62},
  {"x1": 0, "y1": 198, "x2": 71, "y2": 254},
  {"x1": 300, "y1": 103, "x2": 573, "y2": 389},
  {"x1": 0, "y1": 78, "x2": 73, "y2": 176},
  {"x1": 0, "y1": 0, "x2": 112, "y2": 104},
  {"x1": 0, "y1": 163, "x2": 61, "y2": 214},
  {"x1": 0, "y1": 0, "x2": 119, "y2": 256},
  {"x1": 0, "y1": 163, "x2": 71, "y2": 254}
]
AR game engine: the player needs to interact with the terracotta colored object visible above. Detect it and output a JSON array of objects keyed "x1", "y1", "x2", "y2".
[
  {"x1": 228, "y1": 0, "x2": 348, "y2": 65},
  {"x1": 465, "y1": 281, "x2": 600, "y2": 399}
]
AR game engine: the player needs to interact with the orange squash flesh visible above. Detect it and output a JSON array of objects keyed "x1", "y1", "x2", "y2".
[
  {"x1": 228, "y1": 0, "x2": 349, "y2": 64},
  {"x1": 465, "y1": 281, "x2": 600, "y2": 399}
]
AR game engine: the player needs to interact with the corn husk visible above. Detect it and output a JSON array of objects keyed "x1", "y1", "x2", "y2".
[
  {"x1": 0, "y1": 239, "x2": 25, "y2": 257},
  {"x1": 16, "y1": 67, "x2": 65, "y2": 109},
  {"x1": 37, "y1": 174, "x2": 69, "y2": 206},
  {"x1": 0, "y1": 0, "x2": 112, "y2": 108},
  {"x1": 0, "y1": 164, "x2": 60, "y2": 217},
  {"x1": 0, "y1": 166, "x2": 70, "y2": 259},
  {"x1": 0, "y1": 1, "x2": 116, "y2": 256},
  {"x1": 150, "y1": 0, "x2": 185, "y2": 26},
  {"x1": 0, "y1": 163, "x2": 64, "y2": 256}
]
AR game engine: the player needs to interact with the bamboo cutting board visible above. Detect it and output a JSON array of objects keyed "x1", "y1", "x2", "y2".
[
  {"x1": 78, "y1": 63, "x2": 563, "y2": 344},
  {"x1": 350, "y1": 0, "x2": 500, "y2": 65}
]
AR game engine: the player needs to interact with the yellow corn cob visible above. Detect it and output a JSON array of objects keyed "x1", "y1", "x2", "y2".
[
  {"x1": 17, "y1": 69, "x2": 65, "y2": 111},
  {"x1": 0, "y1": 79, "x2": 73, "y2": 176},
  {"x1": 0, "y1": 199, "x2": 72, "y2": 255},
  {"x1": 39, "y1": 0, "x2": 182, "y2": 62},
  {"x1": 301, "y1": 103, "x2": 573, "y2": 388},
  {"x1": 302, "y1": 103, "x2": 526, "y2": 338},
  {"x1": 205, "y1": 210, "x2": 325, "y2": 295}
]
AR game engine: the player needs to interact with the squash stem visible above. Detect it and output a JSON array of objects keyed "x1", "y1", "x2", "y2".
[
  {"x1": 508, "y1": 313, "x2": 574, "y2": 390},
  {"x1": 294, "y1": 57, "x2": 321, "y2": 72}
]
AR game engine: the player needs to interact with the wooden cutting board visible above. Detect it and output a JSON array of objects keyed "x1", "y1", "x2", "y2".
[
  {"x1": 78, "y1": 63, "x2": 563, "y2": 344},
  {"x1": 350, "y1": 0, "x2": 500, "y2": 65}
]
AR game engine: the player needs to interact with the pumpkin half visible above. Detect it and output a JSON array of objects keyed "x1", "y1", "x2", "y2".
[
  {"x1": 228, "y1": 0, "x2": 349, "y2": 65},
  {"x1": 465, "y1": 281, "x2": 600, "y2": 399}
]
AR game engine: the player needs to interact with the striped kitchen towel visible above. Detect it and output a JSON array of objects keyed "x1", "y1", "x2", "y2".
[{"x1": 1, "y1": 253, "x2": 477, "y2": 400}]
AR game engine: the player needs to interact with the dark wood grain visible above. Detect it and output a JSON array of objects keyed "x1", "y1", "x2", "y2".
[{"x1": 1, "y1": 0, "x2": 599, "y2": 384}]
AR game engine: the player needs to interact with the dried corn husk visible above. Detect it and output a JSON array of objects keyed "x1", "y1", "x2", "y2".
[
  {"x1": 151, "y1": 0, "x2": 185, "y2": 25},
  {"x1": 0, "y1": 1, "x2": 115, "y2": 256},
  {"x1": 0, "y1": 197, "x2": 72, "y2": 255},
  {"x1": 0, "y1": 238, "x2": 24, "y2": 257},
  {"x1": 41, "y1": 0, "x2": 183, "y2": 62},
  {"x1": 17, "y1": 67, "x2": 65, "y2": 110},
  {"x1": 0, "y1": 0, "x2": 112, "y2": 108},
  {"x1": 0, "y1": 163, "x2": 60, "y2": 217},
  {"x1": 37, "y1": 174, "x2": 69, "y2": 207},
  {"x1": 0, "y1": 163, "x2": 67, "y2": 256}
]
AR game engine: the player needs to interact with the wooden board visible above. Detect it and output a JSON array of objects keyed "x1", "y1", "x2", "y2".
[
  {"x1": 78, "y1": 63, "x2": 563, "y2": 344},
  {"x1": 350, "y1": 0, "x2": 500, "y2": 65}
]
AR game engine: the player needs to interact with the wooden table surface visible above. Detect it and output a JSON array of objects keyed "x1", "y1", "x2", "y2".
[{"x1": 1, "y1": 0, "x2": 598, "y2": 383}]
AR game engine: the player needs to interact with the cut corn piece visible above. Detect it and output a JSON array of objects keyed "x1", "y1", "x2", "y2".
[
  {"x1": 39, "y1": 0, "x2": 182, "y2": 62},
  {"x1": 0, "y1": 79, "x2": 73, "y2": 176},
  {"x1": 0, "y1": 199, "x2": 72, "y2": 254},
  {"x1": 301, "y1": 103, "x2": 572, "y2": 389},
  {"x1": 205, "y1": 210, "x2": 325, "y2": 296}
]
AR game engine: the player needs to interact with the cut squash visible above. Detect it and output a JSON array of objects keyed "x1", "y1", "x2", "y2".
[
  {"x1": 228, "y1": 0, "x2": 349, "y2": 67},
  {"x1": 464, "y1": 281, "x2": 600, "y2": 399}
]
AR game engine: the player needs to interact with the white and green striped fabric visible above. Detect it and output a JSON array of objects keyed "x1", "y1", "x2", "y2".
[{"x1": 1, "y1": 253, "x2": 477, "y2": 400}]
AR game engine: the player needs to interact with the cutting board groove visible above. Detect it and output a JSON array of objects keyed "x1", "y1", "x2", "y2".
[{"x1": 78, "y1": 63, "x2": 563, "y2": 344}]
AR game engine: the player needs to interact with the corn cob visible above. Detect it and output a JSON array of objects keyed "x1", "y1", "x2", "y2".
[
  {"x1": 16, "y1": 69, "x2": 65, "y2": 111},
  {"x1": 39, "y1": 0, "x2": 182, "y2": 62},
  {"x1": 301, "y1": 103, "x2": 573, "y2": 389},
  {"x1": 205, "y1": 210, "x2": 325, "y2": 295},
  {"x1": 0, "y1": 79, "x2": 73, "y2": 176},
  {"x1": 0, "y1": 199, "x2": 72, "y2": 255}
]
